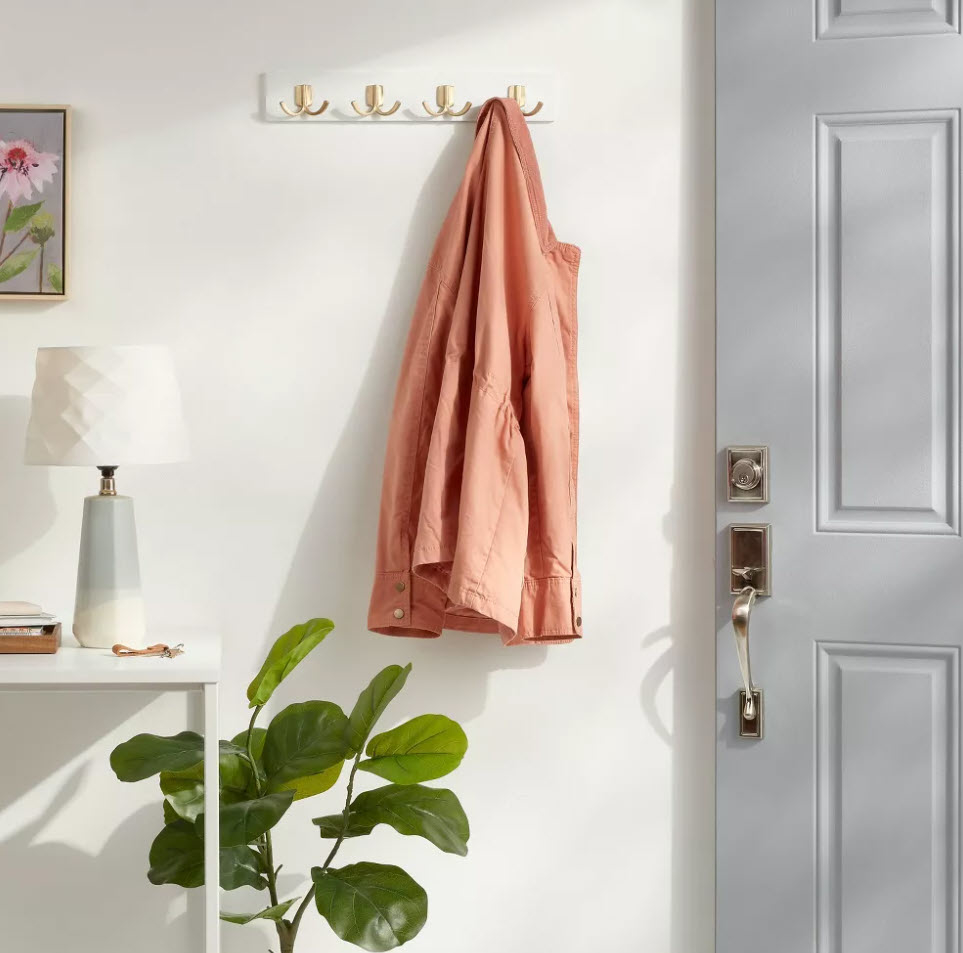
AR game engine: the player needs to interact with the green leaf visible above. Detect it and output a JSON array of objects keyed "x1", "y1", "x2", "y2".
[
  {"x1": 110, "y1": 732, "x2": 247, "y2": 782},
  {"x1": 221, "y1": 898, "x2": 298, "y2": 925},
  {"x1": 112, "y1": 731, "x2": 206, "y2": 782},
  {"x1": 263, "y1": 701, "x2": 350, "y2": 791},
  {"x1": 220, "y1": 845, "x2": 267, "y2": 891},
  {"x1": 47, "y1": 262, "x2": 63, "y2": 293},
  {"x1": 313, "y1": 784, "x2": 469, "y2": 856},
  {"x1": 163, "y1": 799, "x2": 180, "y2": 825},
  {"x1": 0, "y1": 248, "x2": 38, "y2": 284},
  {"x1": 147, "y1": 820, "x2": 266, "y2": 891},
  {"x1": 347, "y1": 664, "x2": 412, "y2": 753},
  {"x1": 247, "y1": 618, "x2": 335, "y2": 707},
  {"x1": 4, "y1": 201, "x2": 42, "y2": 232},
  {"x1": 196, "y1": 790, "x2": 294, "y2": 848},
  {"x1": 277, "y1": 759, "x2": 344, "y2": 801},
  {"x1": 359, "y1": 715, "x2": 467, "y2": 785},
  {"x1": 312, "y1": 862, "x2": 428, "y2": 951},
  {"x1": 160, "y1": 751, "x2": 253, "y2": 822}
]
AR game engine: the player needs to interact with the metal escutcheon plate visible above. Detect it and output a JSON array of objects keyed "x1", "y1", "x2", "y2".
[{"x1": 726, "y1": 446, "x2": 769, "y2": 503}]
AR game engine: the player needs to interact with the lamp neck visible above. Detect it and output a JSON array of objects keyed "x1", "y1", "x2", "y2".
[{"x1": 98, "y1": 466, "x2": 118, "y2": 496}]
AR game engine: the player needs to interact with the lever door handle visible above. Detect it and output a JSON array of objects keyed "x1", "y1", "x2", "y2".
[{"x1": 732, "y1": 585, "x2": 763, "y2": 737}]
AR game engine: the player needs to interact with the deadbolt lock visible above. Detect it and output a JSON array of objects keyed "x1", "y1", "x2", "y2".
[{"x1": 726, "y1": 446, "x2": 769, "y2": 503}]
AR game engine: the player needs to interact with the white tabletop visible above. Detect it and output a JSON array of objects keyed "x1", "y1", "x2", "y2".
[{"x1": 0, "y1": 630, "x2": 221, "y2": 686}]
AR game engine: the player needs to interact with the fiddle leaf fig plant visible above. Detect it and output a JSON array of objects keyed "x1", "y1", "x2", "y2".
[{"x1": 110, "y1": 619, "x2": 469, "y2": 953}]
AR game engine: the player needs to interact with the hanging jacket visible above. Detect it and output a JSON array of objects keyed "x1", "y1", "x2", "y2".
[{"x1": 367, "y1": 97, "x2": 582, "y2": 646}]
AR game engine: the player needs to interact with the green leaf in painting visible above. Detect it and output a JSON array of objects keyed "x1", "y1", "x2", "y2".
[
  {"x1": 196, "y1": 790, "x2": 294, "y2": 848},
  {"x1": 358, "y1": 715, "x2": 467, "y2": 785},
  {"x1": 3, "y1": 201, "x2": 42, "y2": 233},
  {"x1": 247, "y1": 618, "x2": 334, "y2": 708},
  {"x1": 147, "y1": 820, "x2": 266, "y2": 891},
  {"x1": 220, "y1": 898, "x2": 298, "y2": 925},
  {"x1": 0, "y1": 248, "x2": 38, "y2": 284},
  {"x1": 313, "y1": 784, "x2": 469, "y2": 856},
  {"x1": 47, "y1": 262, "x2": 63, "y2": 293},
  {"x1": 312, "y1": 862, "x2": 428, "y2": 952},
  {"x1": 262, "y1": 701, "x2": 350, "y2": 790},
  {"x1": 347, "y1": 664, "x2": 412, "y2": 753}
]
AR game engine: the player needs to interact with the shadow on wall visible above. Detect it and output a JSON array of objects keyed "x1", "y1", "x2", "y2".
[
  {"x1": 637, "y1": 0, "x2": 716, "y2": 952},
  {"x1": 0, "y1": 396, "x2": 56, "y2": 571},
  {"x1": 262, "y1": 133, "x2": 547, "y2": 723},
  {"x1": 0, "y1": 771, "x2": 203, "y2": 949},
  {"x1": 0, "y1": 690, "x2": 251, "y2": 951}
]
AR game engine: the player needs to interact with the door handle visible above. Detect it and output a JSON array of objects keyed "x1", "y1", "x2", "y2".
[{"x1": 732, "y1": 585, "x2": 763, "y2": 738}]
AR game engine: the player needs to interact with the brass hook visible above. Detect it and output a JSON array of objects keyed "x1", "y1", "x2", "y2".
[
  {"x1": 423, "y1": 85, "x2": 472, "y2": 118},
  {"x1": 507, "y1": 84, "x2": 544, "y2": 118},
  {"x1": 279, "y1": 84, "x2": 329, "y2": 117},
  {"x1": 351, "y1": 84, "x2": 401, "y2": 117}
]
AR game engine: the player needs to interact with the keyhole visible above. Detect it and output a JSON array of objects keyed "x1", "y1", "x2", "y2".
[{"x1": 731, "y1": 458, "x2": 762, "y2": 491}]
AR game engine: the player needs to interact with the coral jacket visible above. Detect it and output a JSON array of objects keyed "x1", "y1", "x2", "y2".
[{"x1": 368, "y1": 98, "x2": 581, "y2": 646}]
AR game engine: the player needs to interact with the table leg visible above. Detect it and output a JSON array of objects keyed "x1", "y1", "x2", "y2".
[{"x1": 203, "y1": 682, "x2": 220, "y2": 953}]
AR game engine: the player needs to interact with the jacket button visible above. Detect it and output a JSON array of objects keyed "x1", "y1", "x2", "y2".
[
  {"x1": 393, "y1": 608, "x2": 405, "y2": 620},
  {"x1": 395, "y1": 581, "x2": 406, "y2": 592},
  {"x1": 575, "y1": 616, "x2": 582, "y2": 627}
]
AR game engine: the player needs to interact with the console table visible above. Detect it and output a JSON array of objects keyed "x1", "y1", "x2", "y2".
[{"x1": 0, "y1": 631, "x2": 222, "y2": 952}]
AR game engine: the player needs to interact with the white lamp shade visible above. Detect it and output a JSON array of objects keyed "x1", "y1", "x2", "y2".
[{"x1": 25, "y1": 346, "x2": 190, "y2": 466}]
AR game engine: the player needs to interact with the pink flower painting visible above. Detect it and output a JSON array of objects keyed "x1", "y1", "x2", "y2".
[
  {"x1": 0, "y1": 106, "x2": 68, "y2": 298},
  {"x1": 0, "y1": 139, "x2": 59, "y2": 203}
]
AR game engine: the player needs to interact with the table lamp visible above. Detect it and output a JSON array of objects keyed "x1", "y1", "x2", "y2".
[{"x1": 24, "y1": 346, "x2": 189, "y2": 648}]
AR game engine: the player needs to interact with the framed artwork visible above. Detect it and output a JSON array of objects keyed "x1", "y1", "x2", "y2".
[{"x1": 0, "y1": 105, "x2": 69, "y2": 300}]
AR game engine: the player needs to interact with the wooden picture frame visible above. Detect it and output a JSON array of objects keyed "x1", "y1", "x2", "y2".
[{"x1": 0, "y1": 104, "x2": 69, "y2": 300}]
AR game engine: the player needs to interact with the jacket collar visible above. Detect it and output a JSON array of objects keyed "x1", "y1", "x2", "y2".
[{"x1": 475, "y1": 98, "x2": 557, "y2": 253}]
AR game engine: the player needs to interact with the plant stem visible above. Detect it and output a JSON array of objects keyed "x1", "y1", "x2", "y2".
[
  {"x1": 38, "y1": 244, "x2": 44, "y2": 292},
  {"x1": 286, "y1": 752, "x2": 363, "y2": 947},
  {"x1": 0, "y1": 200, "x2": 11, "y2": 260},
  {"x1": 246, "y1": 706, "x2": 286, "y2": 944},
  {"x1": 0, "y1": 231, "x2": 29, "y2": 269}
]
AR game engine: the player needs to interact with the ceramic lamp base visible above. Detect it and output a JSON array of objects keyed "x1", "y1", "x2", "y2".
[{"x1": 73, "y1": 494, "x2": 146, "y2": 648}]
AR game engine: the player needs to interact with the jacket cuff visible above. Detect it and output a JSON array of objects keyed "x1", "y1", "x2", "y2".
[
  {"x1": 511, "y1": 573, "x2": 582, "y2": 645},
  {"x1": 368, "y1": 571, "x2": 445, "y2": 638}
]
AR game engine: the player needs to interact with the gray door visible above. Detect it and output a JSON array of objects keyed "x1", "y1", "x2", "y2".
[{"x1": 717, "y1": 3, "x2": 963, "y2": 951}]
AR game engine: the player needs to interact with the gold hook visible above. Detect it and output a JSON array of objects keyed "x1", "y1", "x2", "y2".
[
  {"x1": 422, "y1": 85, "x2": 472, "y2": 118},
  {"x1": 279, "y1": 84, "x2": 329, "y2": 117},
  {"x1": 507, "y1": 84, "x2": 544, "y2": 118},
  {"x1": 351, "y1": 84, "x2": 401, "y2": 117}
]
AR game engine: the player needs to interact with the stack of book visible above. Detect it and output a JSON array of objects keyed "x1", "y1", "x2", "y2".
[{"x1": 0, "y1": 601, "x2": 62, "y2": 654}]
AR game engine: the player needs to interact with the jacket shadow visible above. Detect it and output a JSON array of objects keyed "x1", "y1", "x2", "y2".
[{"x1": 264, "y1": 133, "x2": 547, "y2": 728}]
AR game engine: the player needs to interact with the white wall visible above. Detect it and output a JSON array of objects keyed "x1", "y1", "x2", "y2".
[{"x1": 0, "y1": 1, "x2": 715, "y2": 950}]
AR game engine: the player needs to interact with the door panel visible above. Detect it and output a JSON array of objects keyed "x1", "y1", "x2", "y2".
[
  {"x1": 815, "y1": 644, "x2": 959, "y2": 953},
  {"x1": 816, "y1": 111, "x2": 959, "y2": 534},
  {"x1": 816, "y1": 1, "x2": 960, "y2": 41},
  {"x1": 717, "y1": 2, "x2": 963, "y2": 950}
]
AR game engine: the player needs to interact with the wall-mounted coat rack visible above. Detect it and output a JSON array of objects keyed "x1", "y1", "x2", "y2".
[{"x1": 262, "y1": 71, "x2": 558, "y2": 123}]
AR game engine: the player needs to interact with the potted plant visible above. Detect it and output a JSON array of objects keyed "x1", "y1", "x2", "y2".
[{"x1": 110, "y1": 619, "x2": 469, "y2": 952}]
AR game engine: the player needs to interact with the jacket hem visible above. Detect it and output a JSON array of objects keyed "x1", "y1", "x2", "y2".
[{"x1": 367, "y1": 568, "x2": 582, "y2": 646}]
